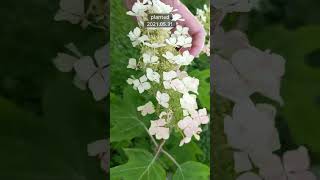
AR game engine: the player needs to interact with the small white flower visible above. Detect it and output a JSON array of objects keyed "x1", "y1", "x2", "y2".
[
  {"x1": 143, "y1": 52, "x2": 159, "y2": 64},
  {"x1": 156, "y1": 91, "x2": 170, "y2": 108},
  {"x1": 171, "y1": 79, "x2": 188, "y2": 94},
  {"x1": 178, "y1": 116, "x2": 202, "y2": 146},
  {"x1": 179, "y1": 136, "x2": 192, "y2": 146},
  {"x1": 196, "y1": 9, "x2": 206, "y2": 23},
  {"x1": 127, "y1": 58, "x2": 138, "y2": 70},
  {"x1": 175, "y1": 51, "x2": 194, "y2": 66},
  {"x1": 146, "y1": 68, "x2": 160, "y2": 83},
  {"x1": 174, "y1": 25, "x2": 189, "y2": 35},
  {"x1": 149, "y1": 119, "x2": 170, "y2": 140},
  {"x1": 213, "y1": 27, "x2": 249, "y2": 58},
  {"x1": 73, "y1": 45, "x2": 109, "y2": 101},
  {"x1": 176, "y1": 70, "x2": 188, "y2": 79},
  {"x1": 253, "y1": 146, "x2": 317, "y2": 180},
  {"x1": 126, "y1": 76, "x2": 135, "y2": 85},
  {"x1": 165, "y1": 36, "x2": 178, "y2": 47},
  {"x1": 150, "y1": 0, "x2": 174, "y2": 13},
  {"x1": 131, "y1": 75, "x2": 151, "y2": 93},
  {"x1": 126, "y1": 1, "x2": 149, "y2": 17},
  {"x1": 128, "y1": 27, "x2": 149, "y2": 47},
  {"x1": 176, "y1": 36, "x2": 192, "y2": 48},
  {"x1": 137, "y1": 101, "x2": 155, "y2": 116},
  {"x1": 203, "y1": 4, "x2": 209, "y2": 12},
  {"x1": 203, "y1": 44, "x2": 210, "y2": 56},
  {"x1": 163, "y1": 71, "x2": 177, "y2": 81},
  {"x1": 180, "y1": 93, "x2": 198, "y2": 115},
  {"x1": 226, "y1": 101, "x2": 279, "y2": 149},
  {"x1": 191, "y1": 108, "x2": 209, "y2": 125},
  {"x1": 172, "y1": 13, "x2": 184, "y2": 21},
  {"x1": 54, "y1": 0, "x2": 86, "y2": 26},
  {"x1": 162, "y1": 51, "x2": 176, "y2": 63},
  {"x1": 182, "y1": 76, "x2": 199, "y2": 94},
  {"x1": 231, "y1": 47, "x2": 285, "y2": 104},
  {"x1": 213, "y1": 55, "x2": 252, "y2": 103},
  {"x1": 163, "y1": 71, "x2": 177, "y2": 89}
]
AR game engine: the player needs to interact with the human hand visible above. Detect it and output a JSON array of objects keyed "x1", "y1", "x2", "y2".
[{"x1": 125, "y1": 0, "x2": 206, "y2": 57}]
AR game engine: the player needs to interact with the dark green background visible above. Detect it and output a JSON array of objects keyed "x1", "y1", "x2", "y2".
[{"x1": 0, "y1": 0, "x2": 107, "y2": 179}]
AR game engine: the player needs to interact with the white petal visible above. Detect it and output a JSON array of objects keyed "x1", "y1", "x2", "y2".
[
  {"x1": 94, "y1": 44, "x2": 109, "y2": 68},
  {"x1": 53, "y1": 53, "x2": 78, "y2": 72},
  {"x1": 74, "y1": 56, "x2": 97, "y2": 81},
  {"x1": 142, "y1": 82, "x2": 151, "y2": 90},
  {"x1": 233, "y1": 151, "x2": 252, "y2": 173},
  {"x1": 73, "y1": 75, "x2": 87, "y2": 90},
  {"x1": 88, "y1": 73, "x2": 108, "y2": 101},
  {"x1": 231, "y1": 48, "x2": 285, "y2": 104},
  {"x1": 283, "y1": 146, "x2": 310, "y2": 172},
  {"x1": 140, "y1": 75, "x2": 148, "y2": 82},
  {"x1": 223, "y1": 115, "x2": 247, "y2": 150},
  {"x1": 252, "y1": 152, "x2": 284, "y2": 179},
  {"x1": 213, "y1": 55, "x2": 252, "y2": 103}
]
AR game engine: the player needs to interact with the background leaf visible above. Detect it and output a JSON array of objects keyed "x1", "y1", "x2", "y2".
[
  {"x1": 110, "y1": 148, "x2": 166, "y2": 180},
  {"x1": 110, "y1": 87, "x2": 148, "y2": 142},
  {"x1": 172, "y1": 161, "x2": 210, "y2": 180}
]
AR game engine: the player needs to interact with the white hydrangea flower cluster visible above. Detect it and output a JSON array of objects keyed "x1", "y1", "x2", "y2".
[
  {"x1": 196, "y1": 4, "x2": 210, "y2": 56},
  {"x1": 213, "y1": 3, "x2": 317, "y2": 180},
  {"x1": 126, "y1": 0, "x2": 209, "y2": 146}
]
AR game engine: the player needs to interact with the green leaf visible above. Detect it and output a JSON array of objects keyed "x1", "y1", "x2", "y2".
[
  {"x1": 110, "y1": 0, "x2": 139, "y2": 92},
  {"x1": 170, "y1": 142, "x2": 203, "y2": 164},
  {"x1": 110, "y1": 148, "x2": 166, "y2": 180},
  {"x1": 164, "y1": 135, "x2": 204, "y2": 165},
  {"x1": 110, "y1": 87, "x2": 148, "y2": 142},
  {"x1": 172, "y1": 161, "x2": 210, "y2": 180},
  {"x1": 189, "y1": 69, "x2": 210, "y2": 110}
]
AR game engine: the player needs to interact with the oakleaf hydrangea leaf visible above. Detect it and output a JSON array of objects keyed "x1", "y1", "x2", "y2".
[
  {"x1": 172, "y1": 161, "x2": 210, "y2": 180},
  {"x1": 110, "y1": 148, "x2": 166, "y2": 180},
  {"x1": 110, "y1": 87, "x2": 147, "y2": 142}
]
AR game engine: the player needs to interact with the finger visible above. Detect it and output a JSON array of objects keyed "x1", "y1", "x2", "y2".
[
  {"x1": 174, "y1": 3, "x2": 206, "y2": 57},
  {"x1": 189, "y1": 29, "x2": 206, "y2": 57}
]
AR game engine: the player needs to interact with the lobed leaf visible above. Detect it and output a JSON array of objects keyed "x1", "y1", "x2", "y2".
[
  {"x1": 172, "y1": 161, "x2": 210, "y2": 180},
  {"x1": 110, "y1": 148, "x2": 166, "y2": 180}
]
